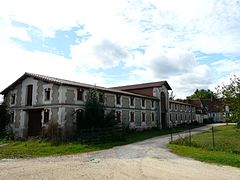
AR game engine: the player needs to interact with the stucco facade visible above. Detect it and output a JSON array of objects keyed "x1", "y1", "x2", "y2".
[{"x1": 2, "y1": 73, "x2": 175, "y2": 138}]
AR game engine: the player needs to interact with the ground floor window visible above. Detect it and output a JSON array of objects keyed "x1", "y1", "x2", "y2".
[
  {"x1": 44, "y1": 109, "x2": 50, "y2": 123},
  {"x1": 142, "y1": 112, "x2": 146, "y2": 122},
  {"x1": 152, "y1": 112, "x2": 155, "y2": 121},
  {"x1": 116, "y1": 111, "x2": 121, "y2": 122},
  {"x1": 130, "y1": 112, "x2": 134, "y2": 122},
  {"x1": 10, "y1": 111, "x2": 15, "y2": 123}
]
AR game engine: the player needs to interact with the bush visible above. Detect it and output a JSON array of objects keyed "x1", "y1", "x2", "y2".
[
  {"x1": 46, "y1": 120, "x2": 61, "y2": 145},
  {"x1": 0, "y1": 103, "x2": 9, "y2": 138}
]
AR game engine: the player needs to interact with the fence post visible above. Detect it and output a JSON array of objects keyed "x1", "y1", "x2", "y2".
[
  {"x1": 189, "y1": 128, "x2": 191, "y2": 146},
  {"x1": 212, "y1": 127, "x2": 215, "y2": 149}
]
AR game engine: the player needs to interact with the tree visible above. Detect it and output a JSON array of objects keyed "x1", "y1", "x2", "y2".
[
  {"x1": 76, "y1": 88, "x2": 117, "y2": 132},
  {"x1": 0, "y1": 103, "x2": 9, "y2": 137},
  {"x1": 216, "y1": 75, "x2": 240, "y2": 127},
  {"x1": 188, "y1": 89, "x2": 217, "y2": 99}
]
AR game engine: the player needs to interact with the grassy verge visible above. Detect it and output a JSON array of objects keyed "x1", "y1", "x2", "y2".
[
  {"x1": 168, "y1": 125, "x2": 240, "y2": 168},
  {"x1": 0, "y1": 124, "x2": 202, "y2": 159}
]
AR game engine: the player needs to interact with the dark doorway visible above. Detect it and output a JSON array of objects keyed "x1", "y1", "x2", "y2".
[
  {"x1": 76, "y1": 109, "x2": 84, "y2": 130},
  {"x1": 160, "y1": 92, "x2": 167, "y2": 129},
  {"x1": 28, "y1": 109, "x2": 42, "y2": 136}
]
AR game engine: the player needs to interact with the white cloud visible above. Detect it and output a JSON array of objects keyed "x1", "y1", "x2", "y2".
[{"x1": 0, "y1": 0, "x2": 240, "y2": 100}]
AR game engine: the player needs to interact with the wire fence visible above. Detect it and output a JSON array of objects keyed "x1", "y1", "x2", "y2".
[{"x1": 169, "y1": 125, "x2": 240, "y2": 154}]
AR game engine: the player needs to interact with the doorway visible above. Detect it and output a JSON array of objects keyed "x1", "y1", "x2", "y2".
[{"x1": 28, "y1": 109, "x2": 42, "y2": 136}]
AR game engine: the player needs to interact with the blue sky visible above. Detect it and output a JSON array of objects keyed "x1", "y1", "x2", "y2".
[{"x1": 0, "y1": 0, "x2": 240, "y2": 99}]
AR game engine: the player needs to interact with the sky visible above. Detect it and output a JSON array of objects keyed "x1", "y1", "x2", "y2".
[{"x1": 0, "y1": 0, "x2": 240, "y2": 101}]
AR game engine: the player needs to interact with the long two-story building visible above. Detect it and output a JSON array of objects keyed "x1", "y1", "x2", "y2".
[{"x1": 1, "y1": 72, "x2": 197, "y2": 138}]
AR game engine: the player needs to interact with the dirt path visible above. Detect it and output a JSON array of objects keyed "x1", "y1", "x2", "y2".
[{"x1": 0, "y1": 124, "x2": 239, "y2": 180}]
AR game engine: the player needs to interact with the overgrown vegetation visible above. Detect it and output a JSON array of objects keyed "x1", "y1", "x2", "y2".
[
  {"x1": 76, "y1": 88, "x2": 117, "y2": 130},
  {"x1": 0, "y1": 124, "x2": 202, "y2": 159},
  {"x1": 216, "y1": 75, "x2": 240, "y2": 127},
  {"x1": 168, "y1": 125, "x2": 240, "y2": 167},
  {"x1": 187, "y1": 89, "x2": 217, "y2": 99},
  {"x1": 0, "y1": 103, "x2": 9, "y2": 138}
]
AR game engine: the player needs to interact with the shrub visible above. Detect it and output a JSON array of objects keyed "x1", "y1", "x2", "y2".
[
  {"x1": 0, "y1": 103, "x2": 9, "y2": 138},
  {"x1": 46, "y1": 120, "x2": 61, "y2": 145}
]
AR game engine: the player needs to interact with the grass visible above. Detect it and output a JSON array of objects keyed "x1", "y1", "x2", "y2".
[
  {"x1": 0, "y1": 124, "x2": 202, "y2": 159},
  {"x1": 168, "y1": 125, "x2": 240, "y2": 168}
]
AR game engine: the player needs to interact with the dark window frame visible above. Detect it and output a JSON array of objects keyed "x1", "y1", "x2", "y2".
[
  {"x1": 44, "y1": 109, "x2": 50, "y2": 123},
  {"x1": 11, "y1": 94, "x2": 16, "y2": 104},
  {"x1": 77, "y1": 88, "x2": 84, "y2": 101},
  {"x1": 130, "y1": 97, "x2": 134, "y2": 106},
  {"x1": 44, "y1": 88, "x2": 51, "y2": 101},
  {"x1": 130, "y1": 112, "x2": 135, "y2": 122},
  {"x1": 116, "y1": 111, "x2": 121, "y2": 122},
  {"x1": 142, "y1": 98, "x2": 145, "y2": 107},
  {"x1": 116, "y1": 94, "x2": 121, "y2": 105},
  {"x1": 142, "y1": 112, "x2": 146, "y2": 122},
  {"x1": 152, "y1": 112, "x2": 155, "y2": 121}
]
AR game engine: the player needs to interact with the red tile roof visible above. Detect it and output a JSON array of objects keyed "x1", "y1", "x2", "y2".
[{"x1": 112, "y1": 81, "x2": 172, "y2": 90}]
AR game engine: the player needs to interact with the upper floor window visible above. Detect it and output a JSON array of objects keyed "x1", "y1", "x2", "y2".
[
  {"x1": 11, "y1": 94, "x2": 16, "y2": 104},
  {"x1": 44, "y1": 88, "x2": 51, "y2": 101},
  {"x1": 116, "y1": 94, "x2": 121, "y2": 105},
  {"x1": 151, "y1": 100, "x2": 154, "y2": 108},
  {"x1": 142, "y1": 98, "x2": 145, "y2": 107},
  {"x1": 26, "y1": 85, "x2": 33, "y2": 106},
  {"x1": 99, "y1": 93, "x2": 104, "y2": 103},
  {"x1": 130, "y1": 97, "x2": 134, "y2": 106},
  {"x1": 130, "y1": 112, "x2": 134, "y2": 122},
  {"x1": 44, "y1": 109, "x2": 50, "y2": 123},
  {"x1": 77, "y1": 88, "x2": 84, "y2": 101},
  {"x1": 175, "y1": 104, "x2": 177, "y2": 110}
]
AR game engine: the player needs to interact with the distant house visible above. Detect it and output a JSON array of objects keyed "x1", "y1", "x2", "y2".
[
  {"x1": 201, "y1": 99, "x2": 225, "y2": 122},
  {"x1": 184, "y1": 98, "x2": 225, "y2": 123},
  {"x1": 2, "y1": 72, "x2": 189, "y2": 138}
]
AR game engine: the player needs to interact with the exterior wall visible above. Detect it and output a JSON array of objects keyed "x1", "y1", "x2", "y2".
[
  {"x1": 169, "y1": 101, "x2": 197, "y2": 126},
  {"x1": 3, "y1": 76, "x2": 164, "y2": 138}
]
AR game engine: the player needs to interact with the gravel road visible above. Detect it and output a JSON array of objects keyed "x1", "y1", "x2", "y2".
[{"x1": 0, "y1": 124, "x2": 239, "y2": 180}]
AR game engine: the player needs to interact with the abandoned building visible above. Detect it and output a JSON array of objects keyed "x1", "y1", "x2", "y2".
[{"x1": 1, "y1": 72, "x2": 197, "y2": 138}]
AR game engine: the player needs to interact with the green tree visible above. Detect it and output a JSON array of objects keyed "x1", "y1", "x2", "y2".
[
  {"x1": 76, "y1": 88, "x2": 117, "y2": 131},
  {"x1": 0, "y1": 103, "x2": 9, "y2": 137},
  {"x1": 188, "y1": 89, "x2": 216, "y2": 99},
  {"x1": 217, "y1": 75, "x2": 240, "y2": 127}
]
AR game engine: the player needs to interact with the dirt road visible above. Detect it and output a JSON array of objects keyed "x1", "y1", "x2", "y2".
[{"x1": 0, "y1": 124, "x2": 239, "y2": 180}]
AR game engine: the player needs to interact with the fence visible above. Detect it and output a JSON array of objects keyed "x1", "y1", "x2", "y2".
[
  {"x1": 79, "y1": 126, "x2": 125, "y2": 144},
  {"x1": 169, "y1": 125, "x2": 240, "y2": 154}
]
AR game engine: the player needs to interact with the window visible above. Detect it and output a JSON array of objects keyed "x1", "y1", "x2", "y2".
[
  {"x1": 11, "y1": 94, "x2": 16, "y2": 104},
  {"x1": 44, "y1": 109, "x2": 50, "y2": 123},
  {"x1": 151, "y1": 100, "x2": 154, "y2": 108},
  {"x1": 44, "y1": 88, "x2": 51, "y2": 101},
  {"x1": 130, "y1": 112, "x2": 134, "y2": 122},
  {"x1": 77, "y1": 88, "x2": 84, "y2": 101},
  {"x1": 176, "y1": 114, "x2": 178, "y2": 121},
  {"x1": 152, "y1": 112, "x2": 155, "y2": 121},
  {"x1": 99, "y1": 93, "x2": 104, "y2": 103},
  {"x1": 116, "y1": 111, "x2": 121, "y2": 122},
  {"x1": 180, "y1": 114, "x2": 183, "y2": 120},
  {"x1": 130, "y1": 97, "x2": 134, "y2": 106},
  {"x1": 26, "y1": 85, "x2": 33, "y2": 106},
  {"x1": 10, "y1": 111, "x2": 14, "y2": 123},
  {"x1": 142, "y1": 112, "x2": 146, "y2": 122},
  {"x1": 175, "y1": 104, "x2": 177, "y2": 110},
  {"x1": 116, "y1": 94, "x2": 121, "y2": 105},
  {"x1": 142, "y1": 98, "x2": 145, "y2": 107},
  {"x1": 170, "y1": 113, "x2": 172, "y2": 121}
]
